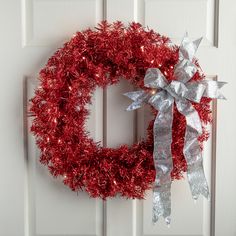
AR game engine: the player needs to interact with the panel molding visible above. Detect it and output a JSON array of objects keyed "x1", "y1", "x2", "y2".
[
  {"x1": 209, "y1": 76, "x2": 217, "y2": 236},
  {"x1": 24, "y1": 76, "x2": 104, "y2": 236},
  {"x1": 21, "y1": 0, "x2": 219, "y2": 47},
  {"x1": 21, "y1": 0, "x2": 103, "y2": 47},
  {"x1": 136, "y1": 0, "x2": 219, "y2": 47}
]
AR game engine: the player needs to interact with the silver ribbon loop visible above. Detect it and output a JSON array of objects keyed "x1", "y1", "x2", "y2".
[
  {"x1": 174, "y1": 60, "x2": 197, "y2": 83},
  {"x1": 184, "y1": 82, "x2": 206, "y2": 103},
  {"x1": 179, "y1": 32, "x2": 202, "y2": 61},
  {"x1": 124, "y1": 33, "x2": 226, "y2": 224},
  {"x1": 149, "y1": 91, "x2": 174, "y2": 112},
  {"x1": 201, "y1": 80, "x2": 227, "y2": 99},
  {"x1": 144, "y1": 68, "x2": 168, "y2": 89},
  {"x1": 124, "y1": 91, "x2": 150, "y2": 111}
]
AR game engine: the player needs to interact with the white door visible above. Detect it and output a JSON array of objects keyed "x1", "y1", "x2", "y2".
[{"x1": 0, "y1": 0, "x2": 235, "y2": 236}]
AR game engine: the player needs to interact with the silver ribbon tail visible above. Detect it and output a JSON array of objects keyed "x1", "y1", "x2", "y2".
[
  {"x1": 149, "y1": 90, "x2": 174, "y2": 224},
  {"x1": 176, "y1": 99, "x2": 209, "y2": 200},
  {"x1": 152, "y1": 103, "x2": 174, "y2": 224}
]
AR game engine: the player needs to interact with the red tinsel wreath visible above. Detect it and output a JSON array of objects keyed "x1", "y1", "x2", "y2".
[{"x1": 29, "y1": 21, "x2": 212, "y2": 199}]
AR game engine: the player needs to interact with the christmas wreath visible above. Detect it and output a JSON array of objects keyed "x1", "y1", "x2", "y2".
[{"x1": 29, "y1": 21, "x2": 225, "y2": 224}]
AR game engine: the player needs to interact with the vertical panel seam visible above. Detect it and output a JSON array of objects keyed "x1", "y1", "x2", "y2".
[
  {"x1": 23, "y1": 76, "x2": 30, "y2": 236},
  {"x1": 102, "y1": 1, "x2": 107, "y2": 235},
  {"x1": 214, "y1": 0, "x2": 219, "y2": 47},
  {"x1": 210, "y1": 79, "x2": 217, "y2": 236}
]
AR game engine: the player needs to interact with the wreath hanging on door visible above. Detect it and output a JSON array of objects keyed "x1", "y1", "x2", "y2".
[{"x1": 29, "y1": 21, "x2": 225, "y2": 224}]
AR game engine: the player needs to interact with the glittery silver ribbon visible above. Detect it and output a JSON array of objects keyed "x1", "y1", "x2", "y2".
[{"x1": 124, "y1": 33, "x2": 226, "y2": 225}]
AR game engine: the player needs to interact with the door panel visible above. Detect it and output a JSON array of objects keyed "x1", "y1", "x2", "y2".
[
  {"x1": 22, "y1": 0, "x2": 103, "y2": 47},
  {"x1": 105, "y1": 1, "x2": 215, "y2": 236},
  {"x1": 144, "y1": 0, "x2": 217, "y2": 46},
  {"x1": 26, "y1": 78, "x2": 104, "y2": 236}
]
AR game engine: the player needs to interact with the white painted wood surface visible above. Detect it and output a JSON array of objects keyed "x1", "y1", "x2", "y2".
[{"x1": 0, "y1": 0, "x2": 235, "y2": 236}]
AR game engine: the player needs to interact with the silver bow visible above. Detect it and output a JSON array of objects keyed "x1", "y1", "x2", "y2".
[{"x1": 124, "y1": 33, "x2": 226, "y2": 225}]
